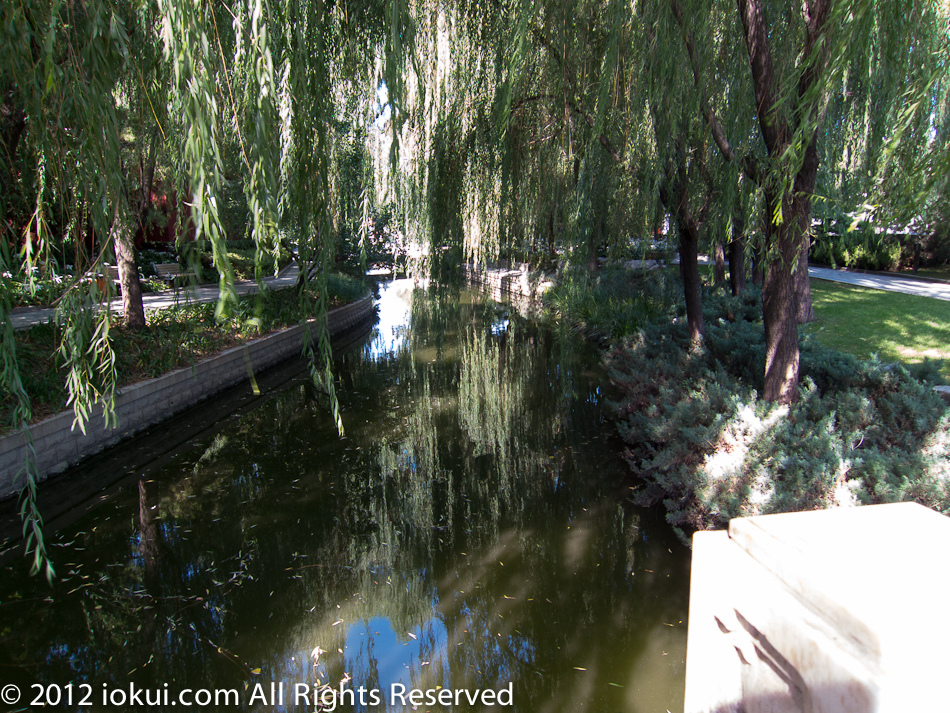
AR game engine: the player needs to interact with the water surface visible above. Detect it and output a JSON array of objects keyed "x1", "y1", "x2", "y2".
[{"x1": 0, "y1": 281, "x2": 690, "y2": 712}]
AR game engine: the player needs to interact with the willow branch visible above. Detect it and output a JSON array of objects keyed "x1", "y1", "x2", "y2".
[
  {"x1": 669, "y1": 0, "x2": 761, "y2": 184},
  {"x1": 527, "y1": 27, "x2": 624, "y2": 164},
  {"x1": 564, "y1": 99, "x2": 623, "y2": 163}
]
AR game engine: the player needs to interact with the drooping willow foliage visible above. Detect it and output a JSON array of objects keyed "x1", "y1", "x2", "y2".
[
  {"x1": 0, "y1": 0, "x2": 409, "y2": 577},
  {"x1": 381, "y1": 0, "x2": 947, "y2": 275},
  {"x1": 1, "y1": 0, "x2": 947, "y2": 575},
  {"x1": 386, "y1": 0, "x2": 948, "y2": 400}
]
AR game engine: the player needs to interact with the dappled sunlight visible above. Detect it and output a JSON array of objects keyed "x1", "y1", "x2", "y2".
[{"x1": 810, "y1": 280, "x2": 950, "y2": 369}]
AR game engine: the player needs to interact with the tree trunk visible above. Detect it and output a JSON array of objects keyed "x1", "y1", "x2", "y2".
[
  {"x1": 796, "y1": 236, "x2": 816, "y2": 323},
  {"x1": 761, "y1": 192, "x2": 800, "y2": 404},
  {"x1": 678, "y1": 215, "x2": 705, "y2": 343},
  {"x1": 714, "y1": 242, "x2": 726, "y2": 283},
  {"x1": 113, "y1": 204, "x2": 147, "y2": 330},
  {"x1": 729, "y1": 235, "x2": 746, "y2": 295},
  {"x1": 658, "y1": 167, "x2": 706, "y2": 343},
  {"x1": 736, "y1": 0, "x2": 830, "y2": 403}
]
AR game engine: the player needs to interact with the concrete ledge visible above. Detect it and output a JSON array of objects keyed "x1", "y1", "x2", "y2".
[
  {"x1": 0, "y1": 294, "x2": 375, "y2": 498},
  {"x1": 462, "y1": 263, "x2": 555, "y2": 305},
  {"x1": 684, "y1": 503, "x2": 950, "y2": 712}
]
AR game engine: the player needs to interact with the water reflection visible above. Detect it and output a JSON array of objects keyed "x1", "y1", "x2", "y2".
[{"x1": 0, "y1": 280, "x2": 690, "y2": 712}]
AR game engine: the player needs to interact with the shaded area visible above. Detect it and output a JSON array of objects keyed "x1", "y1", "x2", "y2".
[
  {"x1": 608, "y1": 287, "x2": 950, "y2": 539},
  {"x1": 0, "y1": 281, "x2": 690, "y2": 713}
]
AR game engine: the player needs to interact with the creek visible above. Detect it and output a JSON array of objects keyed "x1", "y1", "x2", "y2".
[{"x1": 0, "y1": 280, "x2": 690, "y2": 712}]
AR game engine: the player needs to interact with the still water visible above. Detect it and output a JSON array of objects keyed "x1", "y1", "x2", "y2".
[{"x1": 0, "y1": 281, "x2": 690, "y2": 712}]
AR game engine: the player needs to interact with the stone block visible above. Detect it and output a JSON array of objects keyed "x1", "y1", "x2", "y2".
[{"x1": 684, "y1": 503, "x2": 950, "y2": 712}]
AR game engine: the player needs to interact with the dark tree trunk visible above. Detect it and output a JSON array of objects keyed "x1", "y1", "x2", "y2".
[
  {"x1": 729, "y1": 235, "x2": 746, "y2": 295},
  {"x1": 736, "y1": 0, "x2": 829, "y2": 403},
  {"x1": 761, "y1": 192, "x2": 800, "y2": 404},
  {"x1": 678, "y1": 215, "x2": 705, "y2": 343},
  {"x1": 657, "y1": 150, "x2": 708, "y2": 343},
  {"x1": 113, "y1": 204, "x2": 146, "y2": 329},
  {"x1": 714, "y1": 242, "x2": 726, "y2": 283},
  {"x1": 796, "y1": 235, "x2": 816, "y2": 323}
]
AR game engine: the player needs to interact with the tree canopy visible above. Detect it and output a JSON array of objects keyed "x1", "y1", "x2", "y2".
[{"x1": 2, "y1": 0, "x2": 948, "y2": 576}]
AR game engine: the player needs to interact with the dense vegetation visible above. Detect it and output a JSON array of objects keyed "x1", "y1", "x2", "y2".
[
  {"x1": 605, "y1": 288, "x2": 950, "y2": 541},
  {"x1": 2, "y1": 0, "x2": 949, "y2": 574},
  {"x1": 4, "y1": 274, "x2": 368, "y2": 435}
]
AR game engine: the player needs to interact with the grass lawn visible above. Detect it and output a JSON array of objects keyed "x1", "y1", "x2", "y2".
[
  {"x1": 806, "y1": 278, "x2": 950, "y2": 376},
  {"x1": 898, "y1": 264, "x2": 950, "y2": 282}
]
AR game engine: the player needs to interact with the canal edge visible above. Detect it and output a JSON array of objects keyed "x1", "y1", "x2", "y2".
[{"x1": 0, "y1": 294, "x2": 376, "y2": 499}]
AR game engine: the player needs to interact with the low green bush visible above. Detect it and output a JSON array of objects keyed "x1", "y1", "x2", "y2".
[
  {"x1": 606, "y1": 288, "x2": 950, "y2": 542},
  {"x1": 811, "y1": 222, "x2": 904, "y2": 271},
  {"x1": 543, "y1": 264, "x2": 677, "y2": 341},
  {"x1": 3, "y1": 275, "x2": 370, "y2": 433}
]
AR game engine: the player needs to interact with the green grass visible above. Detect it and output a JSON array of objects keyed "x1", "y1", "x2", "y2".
[
  {"x1": 898, "y1": 264, "x2": 950, "y2": 282},
  {"x1": 806, "y1": 278, "x2": 950, "y2": 376}
]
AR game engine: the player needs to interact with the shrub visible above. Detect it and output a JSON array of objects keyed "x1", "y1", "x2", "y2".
[
  {"x1": 544, "y1": 264, "x2": 677, "y2": 341},
  {"x1": 606, "y1": 289, "x2": 950, "y2": 542},
  {"x1": 4, "y1": 274, "x2": 370, "y2": 433}
]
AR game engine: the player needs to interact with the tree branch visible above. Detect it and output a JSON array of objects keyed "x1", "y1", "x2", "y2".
[
  {"x1": 669, "y1": 0, "x2": 761, "y2": 184},
  {"x1": 526, "y1": 26, "x2": 624, "y2": 164},
  {"x1": 735, "y1": 0, "x2": 787, "y2": 155}
]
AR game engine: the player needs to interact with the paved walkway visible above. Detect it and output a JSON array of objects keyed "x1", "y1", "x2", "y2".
[
  {"x1": 808, "y1": 265, "x2": 950, "y2": 302},
  {"x1": 10, "y1": 266, "x2": 300, "y2": 331},
  {"x1": 10, "y1": 262, "x2": 949, "y2": 331},
  {"x1": 697, "y1": 253, "x2": 950, "y2": 302}
]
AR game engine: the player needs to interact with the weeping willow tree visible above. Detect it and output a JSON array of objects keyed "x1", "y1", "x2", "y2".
[
  {"x1": 646, "y1": 0, "x2": 947, "y2": 401},
  {"x1": 3, "y1": 0, "x2": 948, "y2": 576},
  {"x1": 0, "y1": 0, "x2": 413, "y2": 578},
  {"x1": 391, "y1": 0, "x2": 948, "y2": 403}
]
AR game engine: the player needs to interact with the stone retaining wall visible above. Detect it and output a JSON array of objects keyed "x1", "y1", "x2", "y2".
[
  {"x1": 462, "y1": 263, "x2": 555, "y2": 302},
  {"x1": 0, "y1": 295, "x2": 375, "y2": 498}
]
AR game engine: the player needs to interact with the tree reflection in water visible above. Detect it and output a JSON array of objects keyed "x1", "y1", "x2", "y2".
[{"x1": 0, "y1": 281, "x2": 690, "y2": 712}]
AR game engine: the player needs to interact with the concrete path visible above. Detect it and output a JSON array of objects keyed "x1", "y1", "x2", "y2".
[
  {"x1": 808, "y1": 265, "x2": 950, "y2": 302},
  {"x1": 10, "y1": 261, "x2": 948, "y2": 331},
  {"x1": 698, "y1": 253, "x2": 950, "y2": 301},
  {"x1": 10, "y1": 267, "x2": 300, "y2": 331}
]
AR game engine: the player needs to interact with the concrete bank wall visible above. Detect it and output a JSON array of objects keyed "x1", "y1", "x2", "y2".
[
  {"x1": 462, "y1": 263, "x2": 555, "y2": 302},
  {"x1": 0, "y1": 295, "x2": 375, "y2": 498}
]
